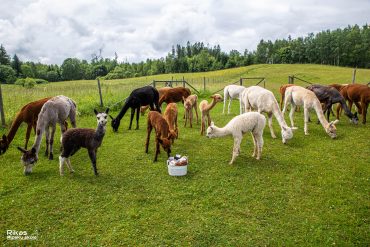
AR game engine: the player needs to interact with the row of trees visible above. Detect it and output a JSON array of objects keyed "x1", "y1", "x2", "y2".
[{"x1": 1, "y1": 24, "x2": 369, "y2": 84}]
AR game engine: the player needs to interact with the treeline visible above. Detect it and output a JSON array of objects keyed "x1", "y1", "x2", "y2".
[{"x1": 0, "y1": 24, "x2": 369, "y2": 84}]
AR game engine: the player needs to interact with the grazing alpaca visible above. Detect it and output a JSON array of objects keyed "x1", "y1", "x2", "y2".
[
  {"x1": 206, "y1": 112, "x2": 266, "y2": 164},
  {"x1": 140, "y1": 87, "x2": 172, "y2": 115},
  {"x1": 145, "y1": 111, "x2": 173, "y2": 162},
  {"x1": 163, "y1": 103, "x2": 178, "y2": 143},
  {"x1": 199, "y1": 94, "x2": 223, "y2": 135},
  {"x1": 0, "y1": 97, "x2": 51, "y2": 154},
  {"x1": 110, "y1": 86, "x2": 160, "y2": 132},
  {"x1": 18, "y1": 95, "x2": 77, "y2": 175},
  {"x1": 240, "y1": 86, "x2": 294, "y2": 144},
  {"x1": 223, "y1": 85, "x2": 245, "y2": 114},
  {"x1": 183, "y1": 94, "x2": 199, "y2": 128},
  {"x1": 282, "y1": 86, "x2": 339, "y2": 138},
  {"x1": 59, "y1": 109, "x2": 109, "y2": 176},
  {"x1": 339, "y1": 84, "x2": 370, "y2": 124},
  {"x1": 158, "y1": 87, "x2": 191, "y2": 107},
  {"x1": 306, "y1": 84, "x2": 358, "y2": 124}
]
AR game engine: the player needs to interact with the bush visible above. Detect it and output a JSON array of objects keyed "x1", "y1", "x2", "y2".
[
  {"x1": 0, "y1": 65, "x2": 16, "y2": 84},
  {"x1": 23, "y1": 77, "x2": 36, "y2": 88},
  {"x1": 15, "y1": 78, "x2": 25, "y2": 86},
  {"x1": 35, "y1": 78, "x2": 48, "y2": 84}
]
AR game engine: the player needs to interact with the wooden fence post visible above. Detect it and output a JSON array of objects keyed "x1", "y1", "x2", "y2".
[
  {"x1": 240, "y1": 78, "x2": 243, "y2": 85},
  {"x1": 97, "y1": 78, "x2": 104, "y2": 107},
  {"x1": 0, "y1": 83, "x2": 6, "y2": 127},
  {"x1": 352, "y1": 68, "x2": 357, "y2": 84},
  {"x1": 153, "y1": 80, "x2": 156, "y2": 88}
]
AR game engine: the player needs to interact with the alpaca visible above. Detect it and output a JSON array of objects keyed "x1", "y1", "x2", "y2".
[
  {"x1": 18, "y1": 95, "x2": 77, "y2": 175},
  {"x1": 0, "y1": 97, "x2": 51, "y2": 154},
  {"x1": 206, "y1": 112, "x2": 266, "y2": 164},
  {"x1": 163, "y1": 103, "x2": 178, "y2": 143},
  {"x1": 306, "y1": 84, "x2": 358, "y2": 124},
  {"x1": 199, "y1": 94, "x2": 223, "y2": 135},
  {"x1": 59, "y1": 108, "x2": 109, "y2": 176},
  {"x1": 110, "y1": 86, "x2": 160, "y2": 132},
  {"x1": 183, "y1": 94, "x2": 199, "y2": 128},
  {"x1": 223, "y1": 85, "x2": 245, "y2": 114},
  {"x1": 339, "y1": 84, "x2": 370, "y2": 124},
  {"x1": 140, "y1": 87, "x2": 172, "y2": 116},
  {"x1": 240, "y1": 86, "x2": 294, "y2": 144},
  {"x1": 282, "y1": 86, "x2": 339, "y2": 138},
  {"x1": 279, "y1": 84, "x2": 295, "y2": 109},
  {"x1": 145, "y1": 111, "x2": 174, "y2": 162},
  {"x1": 158, "y1": 87, "x2": 191, "y2": 107}
]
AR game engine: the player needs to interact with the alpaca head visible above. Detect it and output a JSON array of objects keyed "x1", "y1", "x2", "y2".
[
  {"x1": 95, "y1": 108, "x2": 109, "y2": 127},
  {"x1": 206, "y1": 121, "x2": 216, "y2": 138},
  {"x1": 350, "y1": 112, "x2": 359, "y2": 124},
  {"x1": 325, "y1": 120, "x2": 339, "y2": 139},
  {"x1": 281, "y1": 126, "x2": 294, "y2": 144},
  {"x1": 211, "y1": 94, "x2": 223, "y2": 103},
  {"x1": 158, "y1": 138, "x2": 172, "y2": 156},
  {"x1": 17, "y1": 147, "x2": 38, "y2": 175},
  {"x1": 0, "y1": 134, "x2": 8, "y2": 154},
  {"x1": 183, "y1": 97, "x2": 192, "y2": 110},
  {"x1": 110, "y1": 115, "x2": 120, "y2": 132}
]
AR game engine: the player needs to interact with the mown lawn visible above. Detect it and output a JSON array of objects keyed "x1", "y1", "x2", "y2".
[{"x1": 0, "y1": 64, "x2": 369, "y2": 246}]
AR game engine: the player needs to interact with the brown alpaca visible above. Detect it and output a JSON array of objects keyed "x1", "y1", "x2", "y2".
[
  {"x1": 0, "y1": 97, "x2": 53, "y2": 154},
  {"x1": 279, "y1": 84, "x2": 295, "y2": 109},
  {"x1": 339, "y1": 84, "x2": 370, "y2": 124},
  {"x1": 199, "y1": 94, "x2": 223, "y2": 135},
  {"x1": 141, "y1": 87, "x2": 172, "y2": 115},
  {"x1": 329, "y1": 83, "x2": 348, "y2": 92},
  {"x1": 145, "y1": 111, "x2": 173, "y2": 162},
  {"x1": 158, "y1": 87, "x2": 191, "y2": 108},
  {"x1": 163, "y1": 103, "x2": 178, "y2": 143},
  {"x1": 183, "y1": 94, "x2": 199, "y2": 128}
]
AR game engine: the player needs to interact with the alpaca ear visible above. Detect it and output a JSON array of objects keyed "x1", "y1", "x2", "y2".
[
  {"x1": 182, "y1": 96, "x2": 186, "y2": 102},
  {"x1": 2, "y1": 134, "x2": 6, "y2": 141},
  {"x1": 94, "y1": 109, "x2": 98, "y2": 115},
  {"x1": 158, "y1": 139, "x2": 163, "y2": 144},
  {"x1": 282, "y1": 126, "x2": 287, "y2": 131},
  {"x1": 330, "y1": 120, "x2": 339, "y2": 126},
  {"x1": 210, "y1": 95, "x2": 214, "y2": 99},
  {"x1": 291, "y1": 127, "x2": 298, "y2": 130},
  {"x1": 17, "y1": 147, "x2": 26, "y2": 153},
  {"x1": 31, "y1": 147, "x2": 36, "y2": 154},
  {"x1": 105, "y1": 108, "x2": 110, "y2": 114},
  {"x1": 109, "y1": 115, "x2": 114, "y2": 120},
  {"x1": 210, "y1": 121, "x2": 215, "y2": 126}
]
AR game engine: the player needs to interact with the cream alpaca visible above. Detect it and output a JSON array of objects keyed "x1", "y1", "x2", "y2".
[
  {"x1": 206, "y1": 112, "x2": 266, "y2": 164},
  {"x1": 240, "y1": 86, "x2": 295, "y2": 144},
  {"x1": 223, "y1": 85, "x2": 245, "y2": 114},
  {"x1": 282, "y1": 86, "x2": 339, "y2": 138},
  {"x1": 199, "y1": 94, "x2": 223, "y2": 135}
]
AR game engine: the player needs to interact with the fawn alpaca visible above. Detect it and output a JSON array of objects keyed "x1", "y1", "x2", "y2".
[
  {"x1": 59, "y1": 109, "x2": 109, "y2": 176},
  {"x1": 164, "y1": 103, "x2": 179, "y2": 143},
  {"x1": 145, "y1": 111, "x2": 174, "y2": 162},
  {"x1": 183, "y1": 94, "x2": 199, "y2": 128},
  {"x1": 199, "y1": 94, "x2": 223, "y2": 135},
  {"x1": 206, "y1": 112, "x2": 266, "y2": 164}
]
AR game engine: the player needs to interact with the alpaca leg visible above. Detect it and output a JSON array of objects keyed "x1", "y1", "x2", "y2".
[
  {"x1": 45, "y1": 127, "x2": 50, "y2": 157},
  {"x1": 69, "y1": 110, "x2": 77, "y2": 128},
  {"x1": 59, "y1": 156, "x2": 66, "y2": 176},
  {"x1": 251, "y1": 133, "x2": 257, "y2": 158},
  {"x1": 194, "y1": 104, "x2": 199, "y2": 124},
  {"x1": 175, "y1": 114, "x2": 179, "y2": 138},
  {"x1": 354, "y1": 101, "x2": 362, "y2": 115},
  {"x1": 223, "y1": 94, "x2": 226, "y2": 114},
  {"x1": 184, "y1": 110, "x2": 188, "y2": 127},
  {"x1": 289, "y1": 105, "x2": 296, "y2": 128},
  {"x1": 25, "y1": 124, "x2": 33, "y2": 149},
  {"x1": 207, "y1": 113, "x2": 211, "y2": 127},
  {"x1": 66, "y1": 158, "x2": 74, "y2": 173},
  {"x1": 229, "y1": 136, "x2": 241, "y2": 165},
  {"x1": 200, "y1": 115, "x2": 205, "y2": 135},
  {"x1": 361, "y1": 102, "x2": 368, "y2": 124},
  {"x1": 254, "y1": 133, "x2": 264, "y2": 160},
  {"x1": 48, "y1": 124, "x2": 56, "y2": 160},
  {"x1": 135, "y1": 107, "x2": 140, "y2": 130},
  {"x1": 129, "y1": 108, "x2": 134, "y2": 130},
  {"x1": 304, "y1": 106, "x2": 310, "y2": 135},
  {"x1": 228, "y1": 98, "x2": 232, "y2": 114},
  {"x1": 267, "y1": 113, "x2": 277, "y2": 139},
  {"x1": 145, "y1": 124, "x2": 152, "y2": 153},
  {"x1": 88, "y1": 150, "x2": 98, "y2": 175},
  {"x1": 190, "y1": 108, "x2": 193, "y2": 128},
  {"x1": 336, "y1": 104, "x2": 341, "y2": 120},
  {"x1": 154, "y1": 138, "x2": 160, "y2": 162}
]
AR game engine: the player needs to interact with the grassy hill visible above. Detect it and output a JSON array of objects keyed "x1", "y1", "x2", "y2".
[{"x1": 0, "y1": 64, "x2": 369, "y2": 245}]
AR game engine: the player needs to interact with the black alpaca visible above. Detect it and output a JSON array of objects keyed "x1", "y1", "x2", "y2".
[
  {"x1": 59, "y1": 108, "x2": 109, "y2": 176},
  {"x1": 307, "y1": 84, "x2": 358, "y2": 124},
  {"x1": 110, "y1": 86, "x2": 161, "y2": 132}
]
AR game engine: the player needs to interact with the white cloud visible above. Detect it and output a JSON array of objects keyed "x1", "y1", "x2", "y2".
[{"x1": 0, "y1": 0, "x2": 369, "y2": 64}]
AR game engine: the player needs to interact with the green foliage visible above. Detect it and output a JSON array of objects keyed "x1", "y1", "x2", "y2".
[
  {"x1": 0, "y1": 44, "x2": 11, "y2": 65},
  {"x1": 21, "y1": 64, "x2": 35, "y2": 78},
  {"x1": 61, "y1": 58, "x2": 84, "y2": 80},
  {"x1": 15, "y1": 78, "x2": 25, "y2": 86},
  {"x1": 0, "y1": 64, "x2": 16, "y2": 84},
  {"x1": 23, "y1": 77, "x2": 36, "y2": 88},
  {"x1": 11, "y1": 54, "x2": 22, "y2": 76},
  {"x1": 35, "y1": 78, "x2": 48, "y2": 84}
]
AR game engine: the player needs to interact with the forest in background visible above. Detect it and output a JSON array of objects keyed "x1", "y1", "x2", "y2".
[{"x1": 0, "y1": 24, "x2": 369, "y2": 85}]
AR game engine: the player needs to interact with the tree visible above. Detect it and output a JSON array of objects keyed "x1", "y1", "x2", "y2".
[
  {"x1": 0, "y1": 44, "x2": 11, "y2": 65},
  {"x1": 21, "y1": 64, "x2": 35, "y2": 78},
  {"x1": 0, "y1": 65, "x2": 16, "y2": 84},
  {"x1": 61, "y1": 58, "x2": 84, "y2": 80},
  {"x1": 11, "y1": 54, "x2": 22, "y2": 77}
]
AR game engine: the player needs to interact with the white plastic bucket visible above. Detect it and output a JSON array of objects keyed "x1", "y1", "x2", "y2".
[{"x1": 167, "y1": 159, "x2": 188, "y2": 176}]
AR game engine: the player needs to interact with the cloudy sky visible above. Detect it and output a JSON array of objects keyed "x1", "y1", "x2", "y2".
[{"x1": 1, "y1": 0, "x2": 369, "y2": 64}]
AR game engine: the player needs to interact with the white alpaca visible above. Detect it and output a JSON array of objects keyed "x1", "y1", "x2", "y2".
[
  {"x1": 282, "y1": 86, "x2": 339, "y2": 138},
  {"x1": 240, "y1": 86, "x2": 295, "y2": 144},
  {"x1": 223, "y1": 85, "x2": 245, "y2": 114},
  {"x1": 206, "y1": 112, "x2": 266, "y2": 164}
]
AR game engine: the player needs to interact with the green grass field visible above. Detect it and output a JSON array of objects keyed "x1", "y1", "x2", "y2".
[{"x1": 0, "y1": 64, "x2": 369, "y2": 246}]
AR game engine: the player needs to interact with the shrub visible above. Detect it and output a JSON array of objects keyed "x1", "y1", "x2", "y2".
[
  {"x1": 23, "y1": 77, "x2": 36, "y2": 88},
  {"x1": 0, "y1": 65, "x2": 16, "y2": 84},
  {"x1": 15, "y1": 78, "x2": 26, "y2": 86},
  {"x1": 35, "y1": 78, "x2": 48, "y2": 84}
]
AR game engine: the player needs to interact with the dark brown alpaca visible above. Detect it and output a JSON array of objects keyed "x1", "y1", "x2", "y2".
[
  {"x1": 158, "y1": 87, "x2": 191, "y2": 108},
  {"x1": 0, "y1": 97, "x2": 51, "y2": 154},
  {"x1": 141, "y1": 87, "x2": 172, "y2": 115},
  {"x1": 145, "y1": 111, "x2": 174, "y2": 162},
  {"x1": 163, "y1": 103, "x2": 178, "y2": 143},
  {"x1": 339, "y1": 84, "x2": 370, "y2": 124}
]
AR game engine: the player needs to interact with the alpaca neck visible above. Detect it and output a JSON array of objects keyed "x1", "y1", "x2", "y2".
[
  {"x1": 339, "y1": 99, "x2": 354, "y2": 118},
  {"x1": 205, "y1": 99, "x2": 218, "y2": 111},
  {"x1": 272, "y1": 103, "x2": 289, "y2": 128},
  {"x1": 212, "y1": 125, "x2": 232, "y2": 137},
  {"x1": 31, "y1": 116, "x2": 47, "y2": 153},
  {"x1": 5, "y1": 112, "x2": 24, "y2": 145},
  {"x1": 313, "y1": 100, "x2": 329, "y2": 128},
  {"x1": 94, "y1": 124, "x2": 106, "y2": 142},
  {"x1": 116, "y1": 101, "x2": 130, "y2": 120}
]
